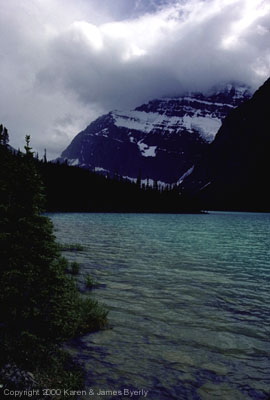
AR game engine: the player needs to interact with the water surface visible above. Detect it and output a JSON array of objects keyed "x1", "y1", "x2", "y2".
[{"x1": 49, "y1": 212, "x2": 270, "y2": 400}]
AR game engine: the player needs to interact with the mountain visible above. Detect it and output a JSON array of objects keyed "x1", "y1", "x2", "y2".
[
  {"x1": 58, "y1": 85, "x2": 250, "y2": 185},
  {"x1": 180, "y1": 78, "x2": 270, "y2": 211}
]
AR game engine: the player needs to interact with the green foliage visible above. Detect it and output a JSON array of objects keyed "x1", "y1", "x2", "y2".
[
  {"x1": 70, "y1": 261, "x2": 80, "y2": 275},
  {"x1": 33, "y1": 348, "x2": 85, "y2": 397},
  {"x1": 76, "y1": 297, "x2": 108, "y2": 334},
  {"x1": 0, "y1": 135, "x2": 108, "y2": 389},
  {"x1": 0, "y1": 332, "x2": 84, "y2": 397},
  {"x1": 85, "y1": 273, "x2": 97, "y2": 289}
]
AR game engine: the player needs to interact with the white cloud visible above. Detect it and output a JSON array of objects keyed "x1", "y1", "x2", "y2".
[{"x1": 0, "y1": 0, "x2": 269, "y2": 158}]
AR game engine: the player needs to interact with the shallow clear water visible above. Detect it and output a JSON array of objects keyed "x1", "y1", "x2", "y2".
[{"x1": 49, "y1": 212, "x2": 270, "y2": 400}]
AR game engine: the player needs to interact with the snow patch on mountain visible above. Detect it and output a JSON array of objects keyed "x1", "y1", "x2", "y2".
[
  {"x1": 137, "y1": 140, "x2": 157, "y2": 157},
  {"x1": 69, "y1": 158, "x2": 80, "y2": 166},
  {"x1": 122, "y1": 176, "x2": 167, "y2": 188},
  {"x1": 178, "y1": 165, "x2": 195, "y2": 184},
  {"x1": 182, "y1": 115, "x2": 222, "y2": 141},
  {"x1": 114, "y1": 109, "x2": 222, "y2": 142},
  {"x1": 94, "y1": 167, "x2": 109, "y2": 173},
  {"x1": 114, "y1": 110, "x2": 164, "y2": 133},
  {"x1": 179, "y1": 97, "x2": 234, "y2": 108}
]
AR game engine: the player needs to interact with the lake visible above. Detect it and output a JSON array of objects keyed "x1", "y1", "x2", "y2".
[{"x1": 48, "y1": 212, "x2": 270, "y2": 400}]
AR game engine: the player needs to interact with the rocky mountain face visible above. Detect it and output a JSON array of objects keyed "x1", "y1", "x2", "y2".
[
  {"x1": 180, "y1": 78, "x2": 270, "y2": 211},
  {"x1": 59, "y1": 85, "x2": 250, "y2": 185}
]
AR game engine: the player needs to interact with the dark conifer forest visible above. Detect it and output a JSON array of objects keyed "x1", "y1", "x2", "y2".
[
  {"x1": 0, "y1": 128, "x2": 108, "y2": 391},
  {"x1": 38, "y1": 160, "x2": 200, "y2": 213}
]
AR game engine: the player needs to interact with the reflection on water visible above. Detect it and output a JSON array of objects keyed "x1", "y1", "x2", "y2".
[{"x1": 49, "y1": 212, "x2": 270, "y2": 400}]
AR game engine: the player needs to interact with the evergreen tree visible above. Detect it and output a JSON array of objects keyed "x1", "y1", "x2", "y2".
[
  {"x1": 24, "y1": 134, "x2": 33, "y2": 157},
  {"x1": 0, "y1": 134, "x2": 107, "y2": 376},
  {"x1": 0, "y1": 124, "x2": 3, "y2": 143},
  {"x1": 3, "y1": 127, "x2": 9, "y2": 146},
  {"x1": 43, "y1": 148, "x2": 47, "y2": 163},
  {"x1": 0, "y1": 125, "x2": 9, "y2": 146},
  {"x1": 136, "y1": 170, "x2": 142, "y2": 189}
]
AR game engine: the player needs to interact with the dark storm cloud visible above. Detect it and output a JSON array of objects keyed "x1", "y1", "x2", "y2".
[
  {"x1": 86, "y1": 0, "x2": 181, "y2": 20},
  {"x1": 0, "y1": 0, "x2": 269, "y2": 158},
  {"x1": 37, "y1": 0, "x2": 270, "y2": 109}
]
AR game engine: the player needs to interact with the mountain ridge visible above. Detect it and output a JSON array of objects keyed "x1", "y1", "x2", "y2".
[
  {"x1": 179, "y1": 77, "x2": 270, "y2": 211},
  {"x1": 58, "y1": 84, "x2": 251, "y2": 185}
]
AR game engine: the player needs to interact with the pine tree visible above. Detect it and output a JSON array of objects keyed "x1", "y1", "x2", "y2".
[
  {"x1": 43, "y1": 148, "x2": 47, "y2": 163},
  {"x1": 0, "y1": 135, "x2": 107, "y2": 372},
  {"x1": 24, "y1": 134, "x2": 33, "y2": 156},
  {"x1": 136, "y1": 170, "x2": 142, "y2": 189},
  {"x1": 0, "y1": 124, "x2": 3, "y2": 143},
  {"x1": 0, "y1": 124, "x2": 9, "y2": 146},
  {"x1": 3, "y1": 127, "x2": 9, "y2": 146}
]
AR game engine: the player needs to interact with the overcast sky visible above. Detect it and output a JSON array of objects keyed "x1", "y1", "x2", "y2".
[{"x1": 0, "y1": 0, "x2": 269, "y2": 159}]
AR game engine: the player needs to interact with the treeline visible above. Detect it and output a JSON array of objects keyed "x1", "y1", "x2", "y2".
[
  {"x1": 1, "y1": 123, "x2": 201, "y2": 214},
  {"x1": 38, "y1": 160, "x2": 201, "y2": 213},
  {"x1": 0, "y1": 129, "x2": 108, "y2": 392}
]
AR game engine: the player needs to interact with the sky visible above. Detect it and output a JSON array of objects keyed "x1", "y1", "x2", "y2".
[{"x1": 0, "y1": 0, "x2": 269, "y2": 159}]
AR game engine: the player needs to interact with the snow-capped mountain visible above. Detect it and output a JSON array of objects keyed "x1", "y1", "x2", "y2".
[{"x1": 59, "y1": 85, "x2": 250, "y2": 184}]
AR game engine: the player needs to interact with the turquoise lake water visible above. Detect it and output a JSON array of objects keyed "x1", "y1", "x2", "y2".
[{"x1": 48, "y1": 212, "x2": 270, "y2": 400}]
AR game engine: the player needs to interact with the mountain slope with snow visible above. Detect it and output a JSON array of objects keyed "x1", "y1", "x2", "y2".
[{"x1": 59, "y1": 85, "x2": 250, "y2": 184}]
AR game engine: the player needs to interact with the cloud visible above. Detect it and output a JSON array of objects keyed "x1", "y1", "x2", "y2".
[
  {"x1": 37, "y1": 0, "x2": 270, "y2": 104},
  {"x1": 0, "y1": 0, "x2": 269, "y2": 158}
]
